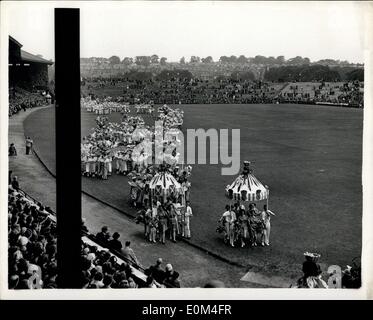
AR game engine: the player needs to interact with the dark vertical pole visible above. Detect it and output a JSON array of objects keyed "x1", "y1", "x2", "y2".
[{"x1": 55, "y1": 8, "x2": 81, "y2": 288}]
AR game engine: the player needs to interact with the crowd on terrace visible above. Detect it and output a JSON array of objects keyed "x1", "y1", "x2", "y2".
[
  {"x1": 8, "y1": 174, "x2": 181, "y2": 289},
  {"x1": 9, "y1": 87, "x2": 52, "y2": 117},
  {"x1": 8, "y1": 183, "x2": 58, "y2": 289},
  {"x1": 82, "y1": 77, "x2": 364, "y2": 107}
]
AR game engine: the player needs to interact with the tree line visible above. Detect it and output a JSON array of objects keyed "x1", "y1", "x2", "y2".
[{"x1": 81, "y1": 55, "x2": 362, "y2": 67}]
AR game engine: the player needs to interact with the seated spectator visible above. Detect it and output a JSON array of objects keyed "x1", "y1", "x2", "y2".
[
  {"x1": 16, "y1": 278, "x2": 32, "y2": 289},
  {"x1": 81, "y1": 275, "x2": 91, "y2": 289},
  {"x1": 43, "y1": 263, "x2": 58, "y2": 288},
  {"x1": 146, "y1": 258, "x2": 166, "y2": 285},
  {"x1": 118, "y1": 261, "x2": 132, "y2": 279},
  {"x1": 127, "y1": 277, "x2": 138, "y2": 288},
  {"x1": 108, "y1": 232, "x2": 123, "y2": 252},
  {"x1": 121, "y1": 241, "x2": 141, "y2": 267},
  {"x1": 95, "y1": 226, "x2": 110, "y2": 247},
  {"x1": 11, "y1": 176, "x2": 19, "y2": 190},
  {"x1": 103, "y1": 274, "x2": 113, "y2": 288},
  {"x1": 9, "y1": 143, "x2": 17, "y2": 156},
  {"x1": 164, "y1": 264, "x2": 181, "y2": 288},
  {"x1": 145, "y1": 275, "x2": 158, "y2": 288},
  {"x1": 9, "y1": 275, "x2": 20, "y2": 289},
  {"x1": 81, "y1": 218, "x2": 89, "y2": 234},
  {"x1": 91, "y1": 272, "x2": 104, "y2": 288}
]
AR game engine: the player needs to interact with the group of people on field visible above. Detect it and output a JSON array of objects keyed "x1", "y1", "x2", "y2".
[
  {"x1": 134, "y1": 103, "x2": 155, "y2": 115},
  {"x1": 80, "y1": 102, "x2": 185, "y2": 181},
  {"x1": 217, "y1": 202, "x2": 275, "y2": 247},
  {"x1": 82, "y1": 96, "x2": 131, "y2": 115},
  {"x1": 136, "y1": 198, "x2": 193, "y2": 244}
]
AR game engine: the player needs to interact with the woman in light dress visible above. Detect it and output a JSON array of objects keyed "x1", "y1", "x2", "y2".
[
  {"x1": 261, "y1": 204, "x2": 276, "y2": 246},
  {"x1": 238, "y1": 206, "x2": 249, "y2": 247},
  {"x1": 184, "y1": 201, "x2": 193, "y2": 239},
  {"x1": 220, "y1": 205, "x2": 236, "y2": 247}
]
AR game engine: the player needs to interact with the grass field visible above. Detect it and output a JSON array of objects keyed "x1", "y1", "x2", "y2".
[{"x1": 24, "y1": 103, "x2": 363, "y2": 278}]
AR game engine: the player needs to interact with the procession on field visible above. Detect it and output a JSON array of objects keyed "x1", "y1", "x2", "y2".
[
  {"x1": 81, "y1": 99, "x2": 194, "y2": 244},
  {"x1": 80, "y1": 98, "x2": 277, "y2": 248},
  {"x1": 80, "y1": 99, "x2": 186, "y2": 180}
]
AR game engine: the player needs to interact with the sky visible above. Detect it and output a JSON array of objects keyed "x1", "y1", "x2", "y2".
[{"x1": 4, "y1": 1, "x2": 367, "y2": 63}]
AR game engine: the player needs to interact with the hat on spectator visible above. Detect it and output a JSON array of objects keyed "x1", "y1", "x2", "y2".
[
  {"x1": 87, "y1": 253, "x2": 96, "y2": 261},
  {"x1": 95, "y1": 265, "x2": 103, "y2": 274},
  {"x1": 18, "y1": 236, "x2": 29, "y2": 246},
  {"x1": 165, "y1": 264, "x2": 173, "y2": 272},
  {"x1": 12, "y1": 249, "x2": 23, "y2": 261}
]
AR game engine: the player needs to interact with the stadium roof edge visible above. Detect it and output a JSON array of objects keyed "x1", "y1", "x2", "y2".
[
  {"x1": 9, "y1": 35, "x2": 23, "y2": 48},
  {"x1": 21, "y1": 50, "x2": 54, "y2": 65}
]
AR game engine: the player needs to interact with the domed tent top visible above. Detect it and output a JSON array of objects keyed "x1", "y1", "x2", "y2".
[
  {"x1": 226, "y1": 162, "x2": 269, "y2": 202},
  {"x1": 149, "y1": 172, "x2": 181, "y2": 191},
  {"x1": 148, "y1": 171, "x2": 183, "y2": 203}
]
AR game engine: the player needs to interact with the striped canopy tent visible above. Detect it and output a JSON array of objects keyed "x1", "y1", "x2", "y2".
[
  {"x1": 149, "y1": 172, "x2": 182, "y2": 202},
  {"x1": 226, "y1": 173, "x2": 269, "y2": 202}
]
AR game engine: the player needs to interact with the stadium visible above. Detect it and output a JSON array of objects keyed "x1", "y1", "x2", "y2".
[{"x1": 7, "y1": 3, "x2": 364, "y2": 290}]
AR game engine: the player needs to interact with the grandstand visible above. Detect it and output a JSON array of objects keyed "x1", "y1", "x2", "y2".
[
  {"x1": 8, "y1": 36, "x2": 54, "y2": 117},
  {"x1": 279, "y1": 81, "x2": 364, "y2": 107},
  {"x1": 9, "y1": 36, "x2": 53, "y2": 90}
]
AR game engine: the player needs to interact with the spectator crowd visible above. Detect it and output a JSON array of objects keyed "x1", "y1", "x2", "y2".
[
  {"x1": 89, "y1": 226, "x2": 181, "y2": 288},
  {"x1": 8, "y1": 184, "x2": 58, "y2": 289},
  {"x1": 8, "y1": 173, "x2": 181, "y2": 289},
  {"x1": 82, "y1": 76, "x2": 364, "y2": 107},
  {"x1": 9, "y1": 87, "x2": 53, "y2": 117}
]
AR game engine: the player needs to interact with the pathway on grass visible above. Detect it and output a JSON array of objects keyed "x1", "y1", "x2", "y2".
[
  {"x1": 8, "y1": 106, "x2": 286, "y2": 288},
  {"x1": 8, "y1": 106, "x2": 56, "y2": 209}
]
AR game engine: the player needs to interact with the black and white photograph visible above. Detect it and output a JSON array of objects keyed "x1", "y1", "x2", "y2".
[{"x1": 1, "y1": 0, "x2": 372, "y2": 300}]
